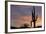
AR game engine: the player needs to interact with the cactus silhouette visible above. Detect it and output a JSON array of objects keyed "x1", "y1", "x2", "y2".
[{"x1": 31, "y1": 6, "x2": 38, "y2": 28}]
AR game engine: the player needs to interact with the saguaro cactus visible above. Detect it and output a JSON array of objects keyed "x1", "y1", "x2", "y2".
[{"x1": 31, "y1": 6, "x2": 38, "y2": 28}]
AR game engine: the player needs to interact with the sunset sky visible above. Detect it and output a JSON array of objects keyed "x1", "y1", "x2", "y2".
[{"x1": 10, "y1": 5, "x2": 42, "y2": 27}]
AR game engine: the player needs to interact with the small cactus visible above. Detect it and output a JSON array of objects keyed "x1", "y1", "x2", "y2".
[{"x1": 24, "y1": 23, "x2": 29, "y2": 27}]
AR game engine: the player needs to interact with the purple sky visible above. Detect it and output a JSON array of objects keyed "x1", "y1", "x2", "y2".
[{"x1": 11, "y1": 5, "x2": 42, "y2": 19}]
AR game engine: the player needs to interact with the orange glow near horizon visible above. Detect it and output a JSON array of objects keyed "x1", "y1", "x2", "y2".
[{"x1": 12, "y1": 16, "x2": 42, "y2": 27}]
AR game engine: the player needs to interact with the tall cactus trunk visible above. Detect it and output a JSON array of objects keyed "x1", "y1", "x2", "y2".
[
  {"x1": 31, "y1": 6, "x2": 36, "y2": 28},
  {"x1": 33, "y1": 6, "x2": 35, "y2": 28}
]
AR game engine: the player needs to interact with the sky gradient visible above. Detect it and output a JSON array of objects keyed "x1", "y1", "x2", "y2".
[{"x1": 10, "y1": 5, "x2": 42, "y2": 27}]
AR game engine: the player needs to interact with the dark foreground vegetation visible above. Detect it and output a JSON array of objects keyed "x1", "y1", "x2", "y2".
[{"x1": 11, "y1": 26, "x2": 42, "y2": 29}]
